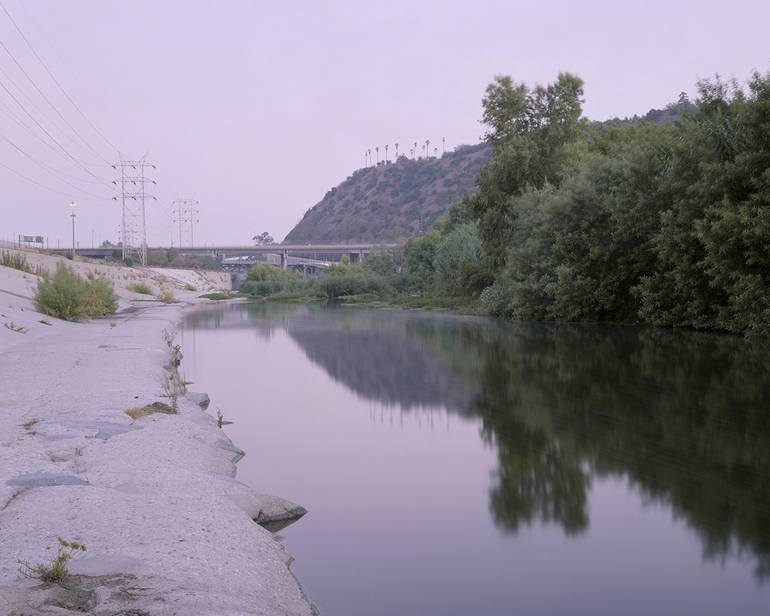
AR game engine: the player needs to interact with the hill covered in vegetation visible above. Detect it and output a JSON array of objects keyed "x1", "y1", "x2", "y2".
[{"x1": 284, "y1": 143, "x2": 491, "y2": 243}]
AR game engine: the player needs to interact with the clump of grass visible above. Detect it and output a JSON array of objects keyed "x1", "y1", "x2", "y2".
[
  {"x1": 18, "y1": 537, "x2": 86, "y2": 584},
  {"x1": 35, "y1": 263, "x2": 117, "y2": 321},
  {"x1": 158, "y1": 289, "x2": 176, "y2": 304},
  {"x1": 0, "y1": 251, "x2": 31, "y2": 273},
  {"x1": 199, "y1": 292, "x2": 231, "y2": 301},
  {"x1": 127, "y1": 282, "x2": 153, "y2": 295},
  {"x1": 38, "y1": 319, "x2": 52, "y2": 326},
  {"x1": 126, "y1": 401, "x2": 175, "y2": 420},
  {"x1": 21, "y1": 418, "x2": 38, "y2": 431}
]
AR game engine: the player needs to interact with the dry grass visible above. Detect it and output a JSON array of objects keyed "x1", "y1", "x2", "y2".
[{"x1": 125, "y1": 401, "x2": 176, "y2": 420}]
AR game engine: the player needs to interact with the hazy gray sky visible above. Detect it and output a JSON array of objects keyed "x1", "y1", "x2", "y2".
[{"x1": 1, "y1": 0, "x2": 768, "y2": 248}]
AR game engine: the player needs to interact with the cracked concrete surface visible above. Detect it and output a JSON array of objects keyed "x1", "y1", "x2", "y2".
[{"x1": 0, "y1": 254, "x2": 314, "y2": 615}]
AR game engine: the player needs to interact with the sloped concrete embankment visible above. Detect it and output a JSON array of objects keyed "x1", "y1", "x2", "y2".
[{"x1": 0, "y1": 302, "x2": 313, "y2": 615}]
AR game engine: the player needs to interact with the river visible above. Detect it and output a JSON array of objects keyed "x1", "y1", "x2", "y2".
[{"x1": 180, "y1": 301, "x2": 770, "y2": 615}]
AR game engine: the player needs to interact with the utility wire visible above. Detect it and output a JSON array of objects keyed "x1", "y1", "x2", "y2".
[
  {"x1": 0, "y1": 61, "x2": 101, "y2": 162},
  {"x1": 0, "y1": 93, "x2": 105, "y2": 183},
  {"x1": 0, "y1": 21, "x2": 112, "y2": 165},
  {"x1": 0, "y1": 1, "x2": 120, "y2": 155},
  {"x1": 0, "y1": 129, "x2": 115, "y2": 199},
  {"x1": 0, "y1": 159, "x2": 107, "y2": 200},
  {"x1": 0, "y1": 77, "x2": 114, "y2": 189}
]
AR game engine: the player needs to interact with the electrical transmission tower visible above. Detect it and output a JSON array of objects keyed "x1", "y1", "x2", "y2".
[
  {"x1": 172, "y1": 197, "x2": 199, "y2": 247},
  {"x1": 112, "y1": 156, "x2": 157, "y2": 265}
]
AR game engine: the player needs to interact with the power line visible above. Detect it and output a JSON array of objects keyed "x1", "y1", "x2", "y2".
[
  {"x1": 0, "y1": 76, "x2": 113, "y2": 189},
  {"x1": 0, "y1": 129, "x2": 114, "y2": 199},
  {"x1": 0, "y1": 61, "x2": 96, "y2": 159},
  {"x1": 0, "y1": 98, "x2": 108, "y2": 185},
  {"x1": 0, "y1": 0, "x2": 119, "y2": 154},
  {"x1": 0, "y1": 159, "x2": 105, "y2": 200},
  {"x1": 0, "y1": 18, "x2": 112, "y2": 164}
]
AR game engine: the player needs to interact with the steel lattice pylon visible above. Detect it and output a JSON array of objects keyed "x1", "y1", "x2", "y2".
[{"x1": 112, "y1": 156, "x2": 157, "y2": 265}]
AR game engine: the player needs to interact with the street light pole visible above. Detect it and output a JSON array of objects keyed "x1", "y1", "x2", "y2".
[{"x1": 69, "y1": 201, "x2": 77, "y2": 257}]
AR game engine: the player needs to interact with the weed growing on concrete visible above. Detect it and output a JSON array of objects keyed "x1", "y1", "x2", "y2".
[
  {"x1": 35, "y1": 264, "x2": 117, "y2": 321},
  {"x1": 160, "y1": 330, "x2": 186, "y2": 411},
  {"x1": 0, "y1": 251, "x2": 31, "y2": 273},
  {"x1": 127, "y1": 282, "x2": 153, "y2": 295},
  {"x1": 21, "y1": 418, "x2": 38, "y2": 431},
  {"x1": 18, "y1": 537, "x2": 86, "y2": 584},
  {"x1": 158, "y1": 289, "x2": 176, "y2": 304},
  {"x1": 38, "y1": 319, "x2": 52, "y2": 326}
]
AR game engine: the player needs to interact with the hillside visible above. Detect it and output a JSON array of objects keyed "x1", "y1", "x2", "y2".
[
  {"x1": 284, "y1": 143, "x2": 491, "y2": 243},
  {"x1": 284, "y1": 100, "x2": 693, "y2": 245}
]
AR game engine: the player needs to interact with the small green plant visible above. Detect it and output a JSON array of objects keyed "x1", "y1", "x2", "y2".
[
  {"x1": 18, "y1": 537, "x2": 86, "y2": 584},
  {"x1": 158, "y1": 289, "x2": 176, "y2": 304},
  {"x1": 0, "y1": 251, "x2": 32, "y2": 273},
  {"x1": 200, "y1": 292, "x2": 231, "y2": 301},
  {"x1": 21, "y1": 418, "x2": 38, "y2": 431},
  {"x1": 35, "y1": 263, "x2": 118, "y2": 321},
  {"x1": 127, "y1": 282, "x2": 153, "y2": 295}
]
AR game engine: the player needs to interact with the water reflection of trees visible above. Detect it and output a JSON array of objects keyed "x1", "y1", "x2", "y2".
[
  {"x1": 465, "y1": 323, "x2": 770, "y2": 580},
  {"x1": 185, "y1": 302, "x2": 770, "y2": 580},
  {"x1": 284, "y1": 309, "x2": 477, "y2": 413}
]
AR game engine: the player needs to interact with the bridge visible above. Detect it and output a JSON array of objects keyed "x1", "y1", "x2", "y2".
[{"x1": 50, "y1": 243, "x2": 402, "y2": 270}]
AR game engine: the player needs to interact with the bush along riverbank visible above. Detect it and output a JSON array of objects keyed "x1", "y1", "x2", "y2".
[
  {"x1": 247, "y1": 68, "x2": 770, "y2": 334},
  {"x1": 237, "y1": 244, "x2": 489, "y2": 313}
]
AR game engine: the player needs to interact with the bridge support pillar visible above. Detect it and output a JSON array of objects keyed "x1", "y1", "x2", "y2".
[{"x1": 281, "y1": 250, "x2": 288, "y2": 270}]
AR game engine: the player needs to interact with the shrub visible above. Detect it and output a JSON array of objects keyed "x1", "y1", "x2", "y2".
[
  {"x1": 317, "y1": 271, "x2": 387, "y2": 299},
  {"x1": 35, "y1": 264, "x2": 117, "y2": 321},
  {"x1": 0, "y1": 251, "x2": 31, "y2": 273},
  {"x1": 127, "y1": 282, "x2": 153, "y2": 295},
  {"x1": 158, "y1": 290, "x2": 176, "y2": 304},
  {"x1": 240, "y1": 264, "x2": 304, "y2": 297}
]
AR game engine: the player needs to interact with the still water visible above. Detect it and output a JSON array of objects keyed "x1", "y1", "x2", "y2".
[{"x1": 180, "y1": 301, "x2": 770, "y2": 615}]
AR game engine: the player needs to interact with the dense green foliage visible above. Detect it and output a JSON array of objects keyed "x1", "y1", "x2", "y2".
[
  {"x1": 35, "y1": 264, "x2": 118, "y2": 321},
  {"x1": 243, "y1": 69, "x2": 770, "y2": 333},
  {"x1": 240, "y1": 264, "x2": 309, "y2": 297},
  {"x1": 459, "y1": 69, "x2": 770, "y2": 335}
]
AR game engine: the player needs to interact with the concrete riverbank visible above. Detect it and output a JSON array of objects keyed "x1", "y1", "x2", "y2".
[{"x1": 0, "y1": 251, "x2": 314, "y2": 615}]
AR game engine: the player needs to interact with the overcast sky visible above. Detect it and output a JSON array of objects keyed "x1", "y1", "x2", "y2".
[{"x1": 1, "y1": 0, "x2": 768, "y2": 248}]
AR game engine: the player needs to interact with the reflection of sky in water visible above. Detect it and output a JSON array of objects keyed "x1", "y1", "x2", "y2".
[{"x1": 181, "y1": 302, "x2": 770, "y2": 616}]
